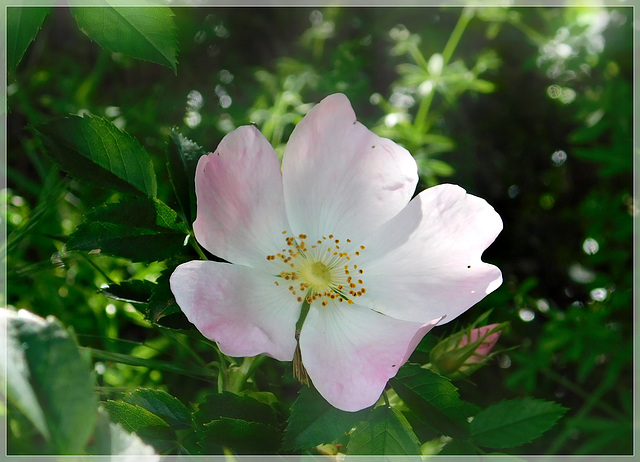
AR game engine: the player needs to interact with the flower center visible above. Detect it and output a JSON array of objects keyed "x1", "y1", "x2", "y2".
[
  {"x1": 299, "y1": 261, "x2": 332, "y2": 292},
  {"x1": 266, "y1": 231, "x2": 367, "y2": 307}
]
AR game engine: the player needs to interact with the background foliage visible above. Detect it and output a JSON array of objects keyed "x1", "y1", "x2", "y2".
[{"x1": 4, "y1": 5, "x2": 634, "y2": 456}]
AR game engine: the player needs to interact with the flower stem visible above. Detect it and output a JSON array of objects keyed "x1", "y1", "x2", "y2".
[
  {"x1": 382, "y1": 390, "x2": 391, "y2": 408},
  {"x1": 293, "y1": 298, "x2": 312, "y2": 385},
  {"x1": 414, "y1": 7, "x2": 474, "y2": 134},
  {"x1": 540, "y1": 367, "x2": 624, "y2": 420},
  {"x1": 190, "y1": 234, "x2": 208, "y2": 260},
  {"x1": 79, "y1": 253, "x2": 114, "y2": 284},
  {"x1": 230, "y1": 355, "x2": 268, "y2": 393},
  {"x1": 216, "y1": 348, "x2": 229, "y2": 393}
]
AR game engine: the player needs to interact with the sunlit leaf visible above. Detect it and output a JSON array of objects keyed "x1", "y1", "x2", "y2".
[
  {"x1": 87, "y1": 407, "x2": 158, "y2": 457},
  {"x1": 72, "y1": 5, "x2": 178, "y2": 73},
  {"x1": 347, "y1": 406, "x2": 421, "y2": 455},
  {"x1": 37, "y1": 115, "x2": 157, "y2": 197},
  {"x1": 1, "y1": 309, "x2": 97, "y2": 454},
  {"x1": 102, "y1": 400, "x2": 176, "y2": 453},
  {"x1": 123, "y1": 388, "x2": 193, "y2": 430}
]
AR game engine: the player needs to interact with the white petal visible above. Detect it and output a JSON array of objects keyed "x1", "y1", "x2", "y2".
[
  {"x1": 299, "y1": 301, "x2": 441, "y2": 412},
  {"x1": 193, "y1": 126, "x2": 291, "y2": 270},
  {"x1": 170, "y1": 260, "x2": 300, "y2": 361},
  {"x1": 282, "y1": 94, "x2": 418, "y2": 244},
  {"x1": 358, "y1": 184, "x2": 503, "y2": 324}
]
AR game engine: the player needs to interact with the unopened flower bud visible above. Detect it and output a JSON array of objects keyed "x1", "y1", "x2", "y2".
[{"x1": 430, "y1": 323, "x2": 502, "y2": 380}]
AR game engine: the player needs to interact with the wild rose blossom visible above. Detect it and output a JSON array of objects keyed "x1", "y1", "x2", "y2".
[{"x1": 170, "y1": 93, "x2": 503, "y2": 412}]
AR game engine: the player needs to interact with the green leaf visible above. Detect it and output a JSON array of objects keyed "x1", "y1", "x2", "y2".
[
  {"x1": 0, "y1": 309, "x2": 97, "y2": 454},
  {"x1": 470, "y1": 397, "x2": 567, "y2": 448},
  {"x1": 283, "y1": 386, "x2": 371, "y2": 451},
  {"x1": 439, "y1": 439, "x2": 481, "y2": 455},
  {"x1": 199, "y1": 418, "x2": 282, "y2": 454},
  {"x1": 102, "y1": 400, "x2": 176, "y2": 453},
  {"x1": 87, "y1": 407, "x2": 158, "y2": 456},
  {"x1": 146, "y1": 269, "x2": 194, "y2": 329},
  {"x1": 99, "y1": 276, "x2": 194, "y2": 329},
  {"x1": 67, "y1": 221, "x2": 184, "y2": 262},
  {"x1": 102, "y1": 400, "x2": 170, "y2": 432},
  {"x1": 86, "y1": 196, "x2": 187, "y2": 233},
  {"x1": 425, "y1": 159, "x2": 455, "y2": 177},
  {"x1": 36, "y1": 115, "x2": 157, "y2": 197},
  {"x1": 347, "y1": 406, "x2": 421, "y2": 455},
  {"x1": 195, "y1": 391, "x2": 278, "y2": 427},
  {"x1": 168, "y1": 129, "x2": 206, "y2": 223},
  {"x1": 35, "y1": 116, "x2": 155, "y2": 196},
  {"x1": 572, "y1": 146, "x2": 632, "y2": 176},
  {"x1": 123, "y1": 388, "x2": 192, "y2": 430},
  {"x1": 72, "y1": 5, "x2": 178, "y2": 73},
  {"x1": 84, "y1": 347, "x2": 215, "y2": 379},
  {"x1": 7, "y1": 7, "x2": 51, "y2": 76},
  {"x1": 99, "y1": 279, "x2": 155, "y2": 305},
  {"x1": 390, "y1": 364, "x2": 469, "y2": 438},
  {"x1": 66, "y1": 197, "x2": 187, "y2": 262}
]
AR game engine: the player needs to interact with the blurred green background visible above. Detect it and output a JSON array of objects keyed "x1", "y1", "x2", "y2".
[{"x1": 6, "y1": 6, "x2": 634, "y2": 455}]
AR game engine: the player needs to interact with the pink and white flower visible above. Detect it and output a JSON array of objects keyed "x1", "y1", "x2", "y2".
[{"x1": 170, "y1": 93, "x2": 503, "y2": 412}]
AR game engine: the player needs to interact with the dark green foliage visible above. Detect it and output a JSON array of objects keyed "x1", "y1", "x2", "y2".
[
  {"x1": 470, "y1": 398, "x2": 567, "y2": 448},
  {"x1": 391, "y1": 364, "x2": 470, "y2": 438},
  {"x1": 100, "y1": 279, "x2": 155, "y2": 305},
  {"x1": 195, "y1": 392, "x2": 283, "y2": 454},
  {"x1": 146, "y1": 269, "x2": 194, "y2": 329},
  {"x1": 66, "y1": 197, "x2": 187, "y2": 263},
  {"x1": 167, "y1": 129, "x2": 207, "y2": 223},
  {"x1": 7, "y1": 7, "x2": 51, "y2": 76},
  {"x1": 283, "y1": 386, "x2": 371, "y2": 451}
]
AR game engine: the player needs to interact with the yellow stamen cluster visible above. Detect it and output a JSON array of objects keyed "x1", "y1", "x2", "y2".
[{"x1": 266, "y1": 231, "x2": 367, "y2": 307}]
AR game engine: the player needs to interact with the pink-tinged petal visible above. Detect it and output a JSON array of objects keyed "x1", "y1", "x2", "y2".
[
  {"x1": 193, "y1": 126, "x2": 290, "y2": 270},
  {"x1": 358, "y1": 184, "x2": 503, "y2": 324},
  {"x1": 460, "y1": 324, "x2": 501, "y2": 361},
  {"x1": 170, "y1": 260, "x2": 300, "y2": 361},
  {"x1": 299, "y1": 302, "x2": 441, "y2": 412},
  {"x1": 282, "y1": 93, "x2": 418, "y2": 244}
]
